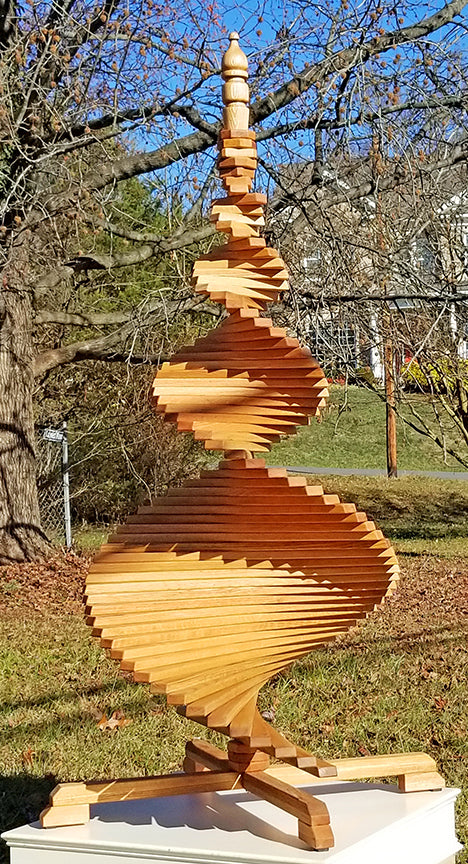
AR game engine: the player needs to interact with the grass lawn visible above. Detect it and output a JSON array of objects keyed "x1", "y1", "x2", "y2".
[
  {"x1": 269, "y1": 384, "x2": 467, "y2": 472},
  {"x1": 302, "y1": 473, "x2": 468, "y2": 556},
  {"x1": 1, "y1": 474, "x2": 468, "y2": 861}
]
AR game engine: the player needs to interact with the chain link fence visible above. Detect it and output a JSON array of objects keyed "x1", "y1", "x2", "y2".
[{"x1": 36, "y1": 425, "x2": 72, "y2": 546}]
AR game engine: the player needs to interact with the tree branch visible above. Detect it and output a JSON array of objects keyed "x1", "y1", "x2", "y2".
[
  {"x1": 29, "y1": 1, "x2": 468, "y2": 224},
  {"x1": 0, "y1": 0, "x2": 14, "y2": 51},
  {"x1": 35, "y1": 309, "x2": 143, "y2": 326},
  {"x1": 299, "y1": 292, "x2": 468, "y2": 304},
  {"x1": 26, "y1": 129, "x2": 217, "y2": 227},
  {"x1": 83, "y1": 128, "x2": 217, "y2": 191},
  {"x1": 250, "y1": 0, "x2": 468, "y2": 124},
  {"x1": 33, "y1": 264, "x2": 75, "y2": 298},
  {"x1": 59, "y1": 89, "x2": 217, "y2": 145},
  {"x1": 81, "y1": 215, "x2": 215, "y2": 248},
  {"x1": 33, "y1": 295, "x2": 215, "y2": 376},
  {"x1": 257, "y1": 93, "x2": 468, "y2": 142},
  {"x1": 33, "y1": 223, "x2": 217, "y2": 296},
  {"x1": 282, "y1": 137, "x2": 468, "y2": 233},
  {"x1": 65, "y1": 246, "x2": 155, "y2": 271}
]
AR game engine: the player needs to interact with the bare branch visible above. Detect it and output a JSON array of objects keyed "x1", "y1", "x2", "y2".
[
  {"x1": 35, "y1": 309, "x2": 142, "y2": 326},
  {"x1": 301, "y1": 293, "x2": 468, "y2": 304},
  {"x1": 257, "y1": 93, "x2": 468, "y2": 142},
  {"x1": 81, "y1": 215, "x2": 215, "y2": 248},
  {"x1": 250, "y1": 0, "x2": 468, "y2": 124},
  {"x1": 65, "y1": 246, "x2": 154, "y2": 271},
  {"x1": 33, "y1": 265, "x2": 75, "y2": 299},
  {"x1": 33, "y1": 296, "x2": 215, "y2": 376},
  {"x1": 283, "y1": 139, "x2": 468, "y2": 234}
]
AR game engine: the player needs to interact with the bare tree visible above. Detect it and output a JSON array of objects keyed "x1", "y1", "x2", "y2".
[
  {"x1": 272, "y1": 150, "x2": 468, "y2": 469},
  {"x1": 1, "y1": 0, "x2": 468, "y2": 559}
]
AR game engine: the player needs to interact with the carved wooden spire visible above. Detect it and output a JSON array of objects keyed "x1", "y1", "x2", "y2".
[
  {"x1": 221, "y1": 32, "x2": 249, "y2": 131},
  {"x1": 217, "y1": 32, "x2": 257, "y2": 198}
]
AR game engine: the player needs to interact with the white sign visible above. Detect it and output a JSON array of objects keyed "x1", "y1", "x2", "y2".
[{"x1": 42, "y1": 427, "x2": 64, "y2": 443}]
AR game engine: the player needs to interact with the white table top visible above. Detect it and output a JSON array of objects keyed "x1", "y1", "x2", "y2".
[{"x1": 3, "y1": 767, "x2": 461, "y2": 864}]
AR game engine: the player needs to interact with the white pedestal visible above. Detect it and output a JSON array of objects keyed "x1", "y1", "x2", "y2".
[{"x1": 2, "y1": 766, "x2": 461, "y2": 864}]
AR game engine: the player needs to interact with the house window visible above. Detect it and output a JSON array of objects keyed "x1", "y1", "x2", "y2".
[
  {"x1": 303, "y1": 251, "x2": 321, "y2": 273},
  {"x1": 307, "y1": 321, "x2": 357, "y2": 372},
  {"x1": 412, "y1": 239, "x2": 434, "y2": 272}
]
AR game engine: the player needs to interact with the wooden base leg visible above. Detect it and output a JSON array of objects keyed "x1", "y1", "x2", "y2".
[
  {"x1": 242, "y1": 770, "x2": 334, "y2": 851},
  {"x1": 40, "y1": 771, "x2": 240, "y2": 828},
  {"x1": 184, "y1": 739, "x2": 334, "y2": 850},
  {"x1": 298, "y1": 819, "x2": 334, "y2": 851},
  {"x1": 323, "y1": 753, "x2": 445, "y2": 792},
  {"x1": 398, "y1": 771, "x2": 445, "y2": 792},
  {"x1": 183, "y1": 756, "x2": 209, "y2": 773},
  {"x1": 40, "y1": 803, "x2": 90, "y2": 828},
  {"x1": 185, "y1": 739, "x2": 231, "y2": 772}
]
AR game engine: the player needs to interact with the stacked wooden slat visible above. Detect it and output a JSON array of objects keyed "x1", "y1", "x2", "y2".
[
  {"x1": 218, "y1": 129, "x2": 257, "y2": 194},
  {"x1": 193, "y1": 139, "x2": 289, "y2": 311},
  {"x1": 193, "y1": 234, "x2": 289, "y2": 311},
  {"x1": 86, "y1": 458, "x2": 399, "y2": 741},
  {"x1": 190, "y1": 37, "x2": 290, "y2": 312},
  {"x1": 152, "y1": 309, "x2": 328, "y2": 452}
]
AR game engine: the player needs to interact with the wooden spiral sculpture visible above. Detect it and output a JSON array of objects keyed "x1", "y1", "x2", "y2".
[
  {"x1": 41, "y1": 34, "x2": 444, "y2": 849},
  {"x1": 85, "y1": 31, "x2": 399, "y2": 736}
]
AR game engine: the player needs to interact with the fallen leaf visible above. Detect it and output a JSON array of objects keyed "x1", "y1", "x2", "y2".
[
  {"x1": 433, "y1": 696, "x2": 447, "y2": 711},
  {"x1": 21, "y1": 747, "x2": 35, "y2": 767},
  {"x1": 97, "y1": 710, "x2": 132, "y2": 731},
  {"x1": 358, "y1": 745, "x2": 371, "y2": 757},
  {"x1": 261, "y1": 708, "x2": 275, "y2": 723},
  {"x1": 420, "y1": 665, "x2": 437, "y2": 680}
]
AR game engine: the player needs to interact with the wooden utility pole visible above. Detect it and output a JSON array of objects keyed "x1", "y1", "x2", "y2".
[
  {"x1": 384, "y1": 329, "x2": 398, "y2": 477},
  {"x1": 373, "y1": 133, "x2": 397, "y2": 478}
]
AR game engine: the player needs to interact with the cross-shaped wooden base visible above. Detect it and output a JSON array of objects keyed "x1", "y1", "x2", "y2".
[{"x1": 40, "y1": 733, "x2": 444, "y2": 852}]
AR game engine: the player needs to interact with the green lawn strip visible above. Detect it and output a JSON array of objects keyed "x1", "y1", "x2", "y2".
[
  {"x1": 268, "y1": 385, "x2": 465, "y2": 473},
  {"x1": 301, "y1": 474, "x2": 468, "y2": 553},
  {"x1": 72, "y1": 525, "x2": 112, "y2": 552}
]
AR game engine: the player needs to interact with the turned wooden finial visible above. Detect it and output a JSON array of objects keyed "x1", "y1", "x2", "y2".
[{"x1": 221, "y1": 32, "x2": 249, "y2": 130}]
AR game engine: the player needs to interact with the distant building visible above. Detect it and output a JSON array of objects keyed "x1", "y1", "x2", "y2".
[{"x1": 269, "y1": 160, "x2": 468, "y2": 381}]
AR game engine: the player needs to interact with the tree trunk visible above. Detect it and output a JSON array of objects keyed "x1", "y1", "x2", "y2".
[{"x1": 0, "y1": 264, "x2": 50, "y2": 562}]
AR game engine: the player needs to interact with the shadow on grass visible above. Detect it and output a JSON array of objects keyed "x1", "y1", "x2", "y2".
[
  {"x1": 1, "y1": 676, "x2": 133, "y2": 712},
  {"x1": 0, "y1": 773, "x2": 56, "y2": 863},
  {"x1": 323, "y1": 623, "x2": 468, "y2": 658},
  {"x1": 344, "y1": 486, "x2": 468, "y2": 540}
]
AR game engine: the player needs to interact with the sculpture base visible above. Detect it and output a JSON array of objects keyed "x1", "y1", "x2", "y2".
[
  {"x1": 2, "y1": 766, "x2": 461, "y2": 864},
  {"x1": 36, "y1": 735, "x2": 446, "y2": 852}
]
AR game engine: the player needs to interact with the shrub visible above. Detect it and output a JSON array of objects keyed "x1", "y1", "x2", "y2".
[{"x1": 401, "y1": 358, "x2": 468, "y2": 393}]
